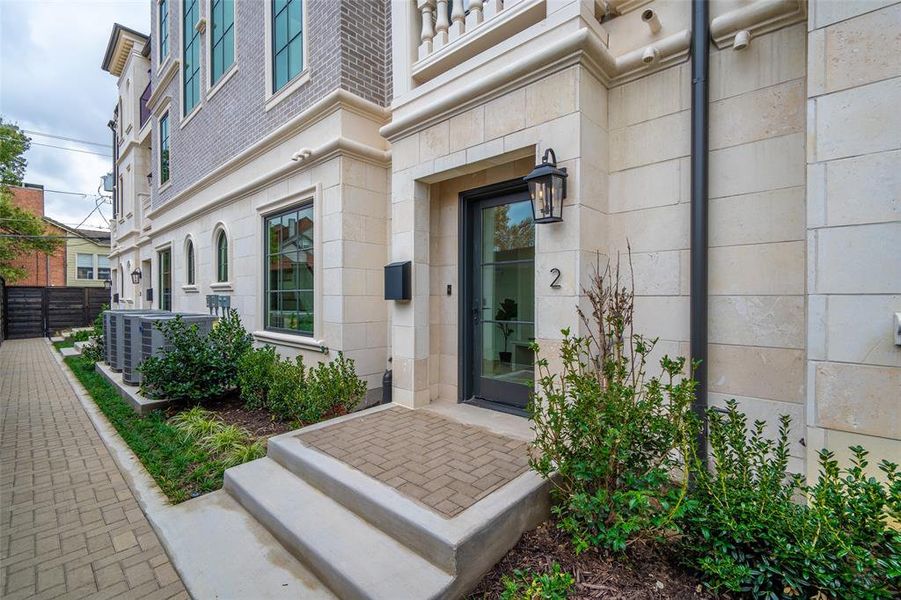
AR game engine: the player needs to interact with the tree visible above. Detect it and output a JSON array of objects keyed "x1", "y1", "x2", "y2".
[
  {"x1": 0, "y1": 119, "x2": 62, "y2": 282},
  {"x1": 0, "y1": 119, "x2": 30, "y2": 185}
]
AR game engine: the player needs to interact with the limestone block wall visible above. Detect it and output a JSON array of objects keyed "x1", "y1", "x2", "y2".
[
  {"x1": 608, "y1": 23, "x2": 809, "y2": 465},
  {"x1": 805, "y1": 0, "x2": 901, "y2": 479},
  {"x1": 389, "y1": 64, "x2": 610, "y2": 408}
]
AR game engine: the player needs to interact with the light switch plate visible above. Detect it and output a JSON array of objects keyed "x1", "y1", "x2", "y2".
[{"x1": 894, "y1": 312, "x2": 901, "y2": 346}]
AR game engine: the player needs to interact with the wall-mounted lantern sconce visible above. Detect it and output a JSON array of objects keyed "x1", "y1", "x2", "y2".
[
  {"x1": 130, "y1": 268, "x2": 142, "y2": 285},
  {"x1": 103, "y1": 278, "x2": 112, "y2": 291},
  {"x1": 524, "y1": 148, "x2": 567, "y2": 224}
]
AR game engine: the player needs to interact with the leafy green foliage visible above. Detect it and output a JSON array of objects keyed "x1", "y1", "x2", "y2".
[
  {"x1": 529, "y1": 256, "x2": 699, "y2": 553},
  {"x1": 0, "y1": 120, "x2": 64, "y2": 282},
  {"x1": 140, "y1": 309, "x2": 252, "y2": 402},
  {"x1": 168, "y1": 407, "x2": 266, "y2": 470},
  {"x1": 81, "y1": 305, "x2": 108, "y2": 363},
  {"x1": 0, "y1": 118, "x2": 30, "y2": 185},
  {"x1": 63, "y1": 356, "x2": 224, "y2": 502},
  {"x1": 500, "y1": 563, "x2": 575, "y2": 600},
  {"x1": 236, "y1": 345, "x2": 278, "y2": 410},
  {"x1": 236, "y1": 348, "x2": 367, "y2": 424},
  {"x1": 684, "y1": 401, "x2": 901, "y2": 598}
]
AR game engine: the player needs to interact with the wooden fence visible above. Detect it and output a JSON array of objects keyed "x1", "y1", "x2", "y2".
[{"x1": 1, "y1": 286, "x2": 109, "y2": 339}]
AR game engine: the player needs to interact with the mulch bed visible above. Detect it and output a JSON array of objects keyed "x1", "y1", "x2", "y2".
[{"x1": 469, "y1": 521, "x2": 714, "y2": 599}]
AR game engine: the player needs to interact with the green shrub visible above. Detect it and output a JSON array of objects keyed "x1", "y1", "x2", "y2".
[
  {"x1": 267, "y1": 354, "x2": 307, "y2": 420},
  {"x1": 500, "y1": 563, "x2": 575, "y2": 600},
  {"x1": 237, "y1": 346, "x2": 279, "y2": 410},
  {"x1": 80, "y1": 304, "x2": 108, "y2": 363},
  {"x1": 529, "y1": 258, "x2": 699, "y2": 553},
  {"x1": 684, "y1": 400, "x2": 901, "y2": 598},
  {"x1": 140, "y1": 309, "x2": 251, "y2": 402},
  {"x1": 300, "y1": 353, "x2": 367, "y2": 423},
  {"x1": 238, "y1": 348, "x2": 366, "y2": 424}
]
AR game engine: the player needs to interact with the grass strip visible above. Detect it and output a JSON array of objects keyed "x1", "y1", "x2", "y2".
[{"x1": 63, "y1": 355, "x2": 226, "y2": 503}]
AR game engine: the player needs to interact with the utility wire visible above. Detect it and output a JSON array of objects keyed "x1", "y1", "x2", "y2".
[
  {"x1": 22, "y1": 129, "x2": 112, "y2": 149},
  {"x1": 28, "y1": 141, "x2": 112, "y2": 158},
  {"x1": 0, "y1": 135, "x2": 112, "y2": 157}
]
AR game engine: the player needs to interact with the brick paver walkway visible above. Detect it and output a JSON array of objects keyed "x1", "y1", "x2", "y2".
[
  {"x1": 0, "y1": 339, "x2": 187, "y2": 599},
  {"x1": 299, "y1": 406, "x2": 529, "y2": 518}
]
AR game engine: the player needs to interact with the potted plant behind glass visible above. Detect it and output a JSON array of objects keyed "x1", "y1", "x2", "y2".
[{"x1": 495, "y1": 298, "x2": 517, "y2": 363}]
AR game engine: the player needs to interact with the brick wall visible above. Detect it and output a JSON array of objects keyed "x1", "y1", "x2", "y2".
[
  {"x1": 6, "y1": 186, "x2": 67, "y2": 287},
  {"x1": 150, "y1": 0, "x2": 391, "y2": 209}
]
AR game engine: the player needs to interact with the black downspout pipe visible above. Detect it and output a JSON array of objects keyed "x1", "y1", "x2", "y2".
[{"x1": 690, "y1": 0, "x2": 709, "y2": 462}]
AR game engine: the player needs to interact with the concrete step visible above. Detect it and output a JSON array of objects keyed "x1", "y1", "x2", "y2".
[
  {"x1": 224, "y1": 458, "x2": 455, "y2": 600},
  {"x1": 267, "y1": 424, "x2": 550, "y2": 590},
  {"x1": 153, "y1": 491, "x2": 336, "y2": 600}
]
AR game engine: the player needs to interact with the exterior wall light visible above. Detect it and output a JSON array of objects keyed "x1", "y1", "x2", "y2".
[
  {"x1": 130, "y1": 268, "x2": 142, "y2": 285},
  {"x1": 104, "y1": 278, "x2": 112, "y2": 290},
  {"x1": 523, "y1": 148, "x2": 567, "y2": 223}
]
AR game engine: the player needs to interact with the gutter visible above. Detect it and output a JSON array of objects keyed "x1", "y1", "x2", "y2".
[{"x1": 690, "y1": 0, "x2": 709, "y2": 460}]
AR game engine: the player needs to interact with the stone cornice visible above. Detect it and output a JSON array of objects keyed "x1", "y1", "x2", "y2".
[
  {"x1": 711, "y1": 0, "x2": 807, "y2": 50},
  {"x1": 146, "y1": 58, "x2": 179, "y2": 111},
  {"x1": 381, "y1": 26, "x2": 691, "y2": 141},
  {"x1": 147, "y1": 89, "x2": 389, "y2": 221}
]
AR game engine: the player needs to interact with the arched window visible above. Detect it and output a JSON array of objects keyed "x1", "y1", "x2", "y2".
[
  {"x1": 216, "y1": 230, "x2": 228, "y2": 282},
  {"x1": 186, "y1": 239, "x2": 195, "y2": 285}
]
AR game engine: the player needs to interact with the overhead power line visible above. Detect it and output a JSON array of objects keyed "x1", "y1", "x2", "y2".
[
  {"x1": 28, "y1": 141, "x2": 112, "y2": 158},
  {"x1": 0, "y1": 135, "x2": 112, "y2": 158},
  {"x1": 22, "y1": 129, "x2": 112, "y2": 149}
]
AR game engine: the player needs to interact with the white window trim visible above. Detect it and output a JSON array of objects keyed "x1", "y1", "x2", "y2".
[
  {"x1": 156, "y1": 0, "x2": 171, "y2": 76},
  {"x1": 256, "y1": 183, "x2": 322, "y2": 341},
  {"x1": 183, "y1": 234, "x2": 197, "y2": 287},
  {"x1": 157, "y1": 108, "x2": 173, "y2": 192},
  {"x1": 263, "y1": 0, "x2": 310, "y2": 113},
  {"x1": 179, "y1": 0, "x2": 204, "y2": 125},
  {"x1": 155, "y1": 242, "x2": 173, "y2": 310},
  {"x1": 205, "y1": 0, "x2": 238, "y2": 101},
  {"x1": 212, "y1": 222, "x2": 232, "y2": 287},
  {"x1": 76, "y1": 253, "x2": 98, "y2": 280}
]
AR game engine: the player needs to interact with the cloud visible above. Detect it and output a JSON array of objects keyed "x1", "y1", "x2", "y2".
[{"x1": 0, "y1": 0, "x2": 149, "y2": 229}]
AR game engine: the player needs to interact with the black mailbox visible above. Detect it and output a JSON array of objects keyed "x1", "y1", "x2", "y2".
[
  {"x1": 113, "y1": 293, "x2": 120, "y2": 303},
  {"x1": 384, "y1": 261, "x2": 411, "y2": 301},
  {"x1": 146, "y1": 288, "x2": 153, "y2": 302}
]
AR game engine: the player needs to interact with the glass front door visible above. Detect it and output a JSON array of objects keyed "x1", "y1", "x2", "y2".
[{"x1": 464, "y1": 186, "x2": 535, "y2": 412}]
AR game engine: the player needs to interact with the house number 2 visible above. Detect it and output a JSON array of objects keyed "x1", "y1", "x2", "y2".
[{"x1": 549, "y1": 268, "x2": 562, "y2": 289}]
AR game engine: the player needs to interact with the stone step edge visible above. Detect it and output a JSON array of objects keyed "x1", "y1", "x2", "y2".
[
  {"x1": 267, "y1": 417, "x2": 552, "y2": 584},
  {"x1": 224, "y1": 458, "x2": 455, "y2": 600}
]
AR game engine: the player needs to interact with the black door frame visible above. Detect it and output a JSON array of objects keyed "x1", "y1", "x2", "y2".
[{"x1": 458, "y1": 178, "x2": 532, "y2": 417}]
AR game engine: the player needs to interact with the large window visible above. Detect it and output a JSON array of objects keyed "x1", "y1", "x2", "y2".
[
  {"x1": 97, "y1": 255, "x2": 111, "y2": 281},
  {"x1": 216, "y1": 230, "x2": 228, "y2": 282},
  {"x1": 271, "y1": 0, "x2": 303, "y2": 93},
  {"x1": 183, "y1": 0, "x2": 201, "y2": 115},
  {"x1": 76, "y1": 253, "x2": 95, "y2": 279},
  {"x1": 265, "y1": 204, "x2": 313, "y2": 335},
  {"x1": 158, "y1": 249, "x2": 172, "y2": 310},
  {"x1": 159, "y1": 0, "x2": 169, "y2": 60},
  {"x1": 159, "y1": 112, "x2": 170, "y2": 184},
  {"x1": 186, "y1": 239, "x2": 195, "y2": 285},
  {"x1": 210, "y1": 0, "x2": 235, "y2": 86}
]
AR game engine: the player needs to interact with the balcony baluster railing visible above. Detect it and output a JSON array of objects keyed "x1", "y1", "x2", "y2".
[{"x1": 417, "y1": 0, "x2": 501, "y2": 62}]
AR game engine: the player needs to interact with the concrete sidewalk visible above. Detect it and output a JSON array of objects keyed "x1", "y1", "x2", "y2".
[{"x1": 0, "y1": 338, "x2": 187, "y2": 599}]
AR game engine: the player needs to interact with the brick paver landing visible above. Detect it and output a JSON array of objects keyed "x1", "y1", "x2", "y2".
[
  {"x1": 0, "y1": 339, "x2": 186, "y2": 599},
  {"x1": 299, "y1": 406, "x2": 530, "y2": 518}
]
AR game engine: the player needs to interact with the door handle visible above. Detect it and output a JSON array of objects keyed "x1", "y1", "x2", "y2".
[{"x1": 472, "y1": 306, "x2": 480, "y2": 324}]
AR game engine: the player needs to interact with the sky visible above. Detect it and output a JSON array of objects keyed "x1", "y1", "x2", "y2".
[{"x1": 0, "y1": 0, "x2": 149, "y2": 230}]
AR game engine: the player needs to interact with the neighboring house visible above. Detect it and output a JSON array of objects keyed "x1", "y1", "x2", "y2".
[
  {"x1": 5, "y1": 184, "x2": 67, "y2": 287},
  {"x1": 43, "y1": 219, "x2": 112, "y2": 288},
  {"x1": 101, "y1": 0, "x2": 900, "y2": 482}
]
